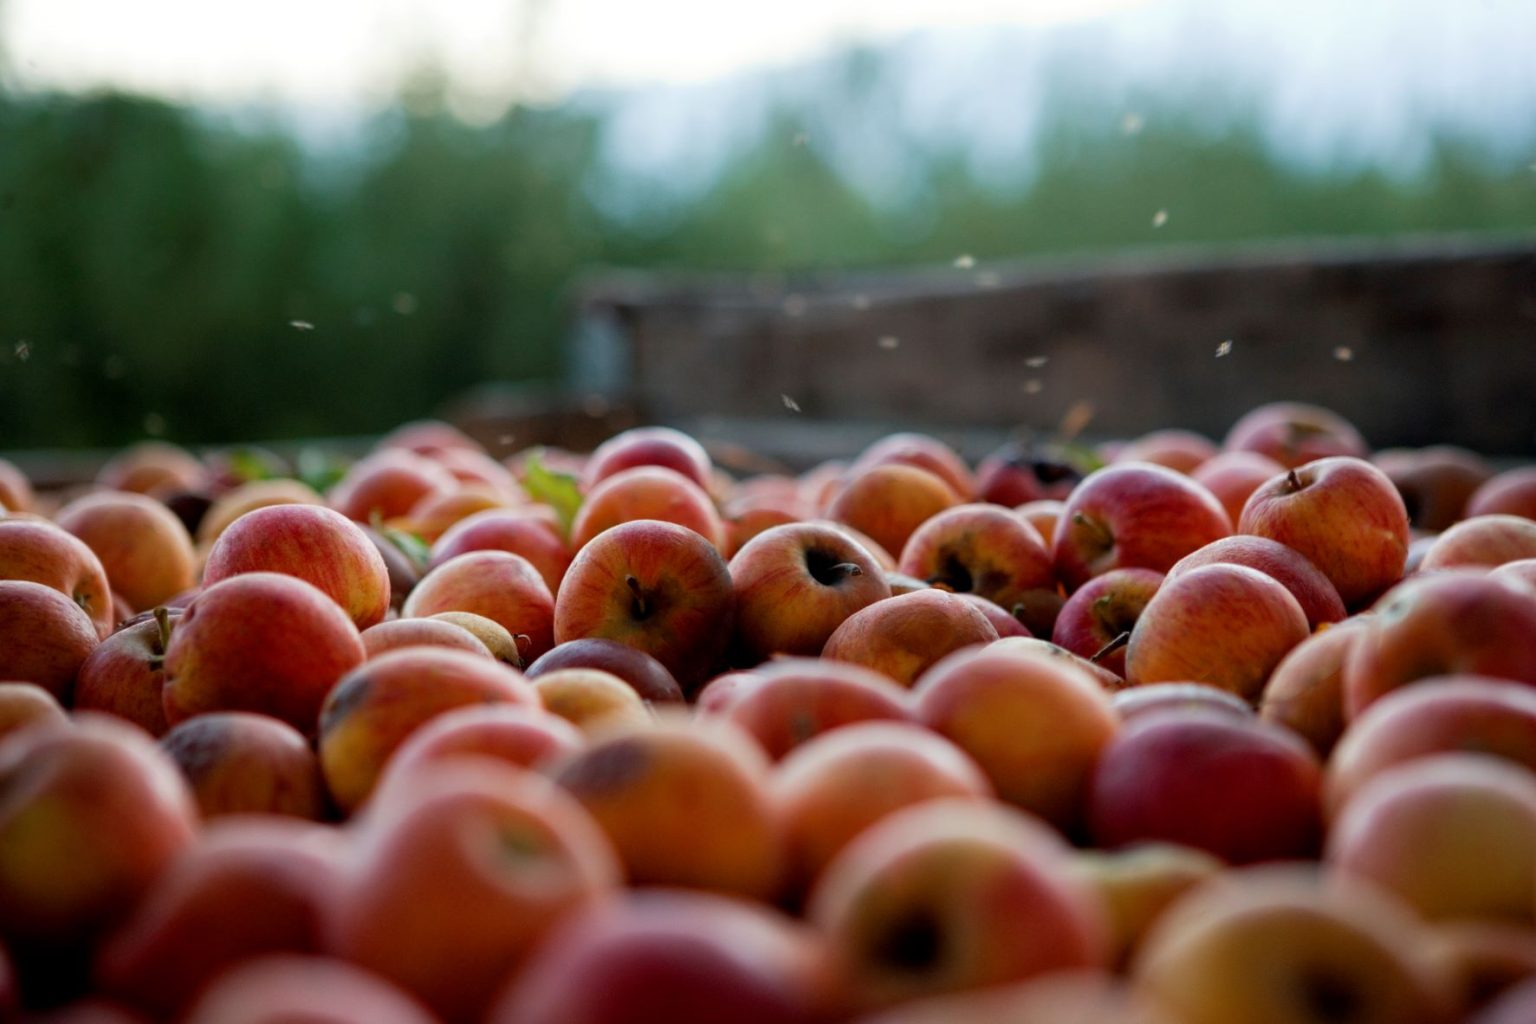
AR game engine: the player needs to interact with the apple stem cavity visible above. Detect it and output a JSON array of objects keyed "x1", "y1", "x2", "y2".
[
  {"x1": 625, "y1": 575, "x2": 650, "y2": 620},
  {"x1": 1072, "y1": 512, "x2": 1114, "y2": 551},
  {"x1": 1284, "y1": 469, "x2": 1303, "y2": 494},
  {"x1": 1090, "y1": 630, "x2": 1131, "y2": 664},
  {"x1": 805, "y1": 548, "x2": 864, "y2": 586}
]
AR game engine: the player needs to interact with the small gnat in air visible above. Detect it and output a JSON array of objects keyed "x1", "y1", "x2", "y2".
[
  {"x1": 1216, "y1": 340, "x2": 1234, "y2": 357},
  {"x1": 1122, "y1": 112, "x2": 1146, "y2": 135},
  {"x1": 877, "y1": 336, "x2": 900, "y2": 350},
  {"x1": 289, "y1": 320, "x2": 316, "y2": 331},
  {"x1": 781, "y1": 394, "x2": 801, "y2": 413},
  {"x1": 953, "y1": 254, "x2": 976, "y2": 269},
  {"x1": 1026, "y1": 356, "x2": 1049, "y2": 368},
  {"x1": 13, "y1": 341, "x2": 29, "y2": 362},
  {"x1": 1023, "y1": 379, "x2": 1044, "y2": 394},
  {"x1": 1333, "y1": 346, "x2": 1355, "y2": 362},
  {"x1": 1152, "y1": 209, "x2": 1169, "y2": 228}
]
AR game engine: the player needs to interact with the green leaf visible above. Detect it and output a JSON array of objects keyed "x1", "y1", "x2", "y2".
[
  {"x1": 380, "y1": 526, "x2": 432, "y2": 574},
  {"x1": 522, "y1": 448, "x2": 583, "y2": 540},
  {"x1": 225, "y1": 447, "x2": 275, "y2": 484},
  {"x1": 296, "y1": 448, "x2": 348, "y2": 495}
]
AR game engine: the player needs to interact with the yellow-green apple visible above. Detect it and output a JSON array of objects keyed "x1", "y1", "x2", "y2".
[
  {"x1": 1166, "y1": 535, "x2": 1346, "y2": 628},
  {"x1": 550, "y1": 716, "x2": 783, "y2": 899},
  {"x1": 1374, "y1": 446, "x2": 1495, "y2": 532},
  {"x1": 1238, "y1": 457, "x2": 1410, "y2": 608},
  {"x1": 55, "y1": 492, "x2": 195, "y2": 613},
  {"x1": 582, "y1": 425, "x2": 714, "y2": 492},
  {"x1": 533, "y1": 668, "x2": 653, "y2": 734},
  {"x1": 317, "y1": 647, "x2": 538, "y2": 814},
  {"x1": 197, "y1": 478, "x2": 323, "y2": 545},
  {"x1": 771, "y1": 721, "x2": 993, "y2": 892},
  {"x1": 553, "y1": 520, "x2": 734, "y2": 693},
  {"x1": 0, "y1": 715, "x2": 197, "y2": 957},
  {"x1": 162, "y1": 572, "x2": 365, "y2": 732},
  {"x1": 898, "y1": 503, "x2": 1059, "y2": 636},
  {"x1": 712, "y1": 657, "x2": 911, "y2": 759},
  {"x1": 807, "y1": 799, "x2": 1107, "y2": 1012},
  {"x1": 1069, "y1": 843, "x2": 1225, "y2": 970},
  {"x1": 525, "y1": 637, "x2": 684, "y2": 704},
  {"x1": 975, "y1": 441, "x2": 1085, "y2": 506},
  {"x1": 96, "y1": 441, "x2": 209, "y2": 497},
  {"x1": 1327, "y1": 676, "x2": 1536, "y2": 817},
  {"x1": 852, "y1": 432, "x2": 975, "y2": 501},
  {"x1": 1327, "y1": 753, "x2": 1536, "y2": 924},
  {"x1": 913, "y1": 642, "x2": 1118, "y2": 830},
  {"x1": 372, "y1": 703, "x2": 583, "y2": 802},
  {"x1": 1125, "y1": 564, "x2": 1310, "y2": 700},
  {"x1": 571, "y1": 466, "x2": 727, "y2": 552},
  {"x1": 1342, "y1": 572, "x2": 1536, "y2": 718},
  {"x1": 487, "y1": 889, "x2": 833, "y2": 1024},
  {"x1": 1053, "y1": 462, "x2": 1231, "y2": 593},
  {"x1": 360, "y1": 617, "x2": 495, "y2": 660},
  {"x1": 429, "y1": 508, "x2": 571, "y2": 593},
  {"x1": 427, "y1": 611, "x2": 524, "y2": 666},
  {"x1": 1190, "y1": 450, "x2": 1288, "y2": 526},
  {"x1": 390, "y1": 484, "x2": 511, "y2": 544},
  {"x1": 203, "y1": 504, "x2": 391, "y2": 630},
  {"x1": 1112, "y1": 683, "x2": 1255, "y2": 723},
  {"x1": 159, "y1": 711, "x2": 328, "y2": 819},
  {"x1": 1133, "y1": 865, "x2": 1454, "y2": 1024},
  {"x1": 182, "y1": 954, "x2": 439, "y2": 1024},
  {"x1": 1468, "y1": 467, "x2": 1536, "y2": 520},
  {"x1": 326, "y1": 760, "x2": 620, "y2": 1023},
  {"x1": 730, "y1": 522, "x2": 892, "y2": 661},
  {"x1": 1112, "y1": 429, "x2": 1218, "y2": 474},
  {"x1": 1088, "y1": 710, "x2": 1323, "y2": 864},
  {"x1": 94, "y1": 817, "x2": 345, "y2": 1019},
  {"x1": 0, "y1": 459, "x2": 33, "y2": 512},
  {"x1": 1257, "y1": 618, "x2": 1371, "y2": 757},
  {"x1": 0, "y1": 682, "x2": 66, "y2": 740},
  {"x1": 1222, "y1": 401, "x2": 1370, "y2": 468},
  {"x1": 403, "y1": 550, "x2": 555, "y2": 663},
  {"x1": 0, "y1": 580, "x2": 101, "y2": 701},
  {"x1": 328, "y1": 449, "x2": 456, "y2": 523},
  {"x1": 827, "y1": 465, "x2": 961, "y2": 561},
  {"x1": 1051, "y1": 568, "x2": 1163, "y2": 679},
  {"x1": 1421, "y1": 515, "x2": 1536, "y2": 571},
  {"x1": 0, "y1": 519, "x2": 115, "y2": 637},
  {"x1": 822, "y1": 589, "x2": 998, "y2": 688},
  {"x1": 1016, "y1": 499, "x2": 1066, "y2": 548}
]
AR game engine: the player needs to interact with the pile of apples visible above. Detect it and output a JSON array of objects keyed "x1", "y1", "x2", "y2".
[{"x1": 5, "y1": 401, "x2": 1536, "y2": 1024}]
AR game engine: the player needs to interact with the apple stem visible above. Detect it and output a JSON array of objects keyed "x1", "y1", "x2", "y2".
[
  {"x1": 828, "y1": 562, "x2": 863, "y2": 580},
  {"x1": 1072, "y1": 512, "x2": 1114, "y2": 549},
  {"x1": 149, "y1": 605, "x2": 174, "y2": 669},
  {"x1": 510, "y1": 634, "x2": 529, "y2": 670},
  {"x1": 625, "y1": 575, "x2": 649, "y2": 619},
  {"x1": 1285, "y1": 469, "x2": 1302, "y2": 493},
  {"x1": 1090, "y1": 630, "x2": 1130, "y2": 664}
]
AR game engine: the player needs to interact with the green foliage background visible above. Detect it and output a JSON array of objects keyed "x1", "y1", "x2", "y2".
[{"x1": 1, "y1": 63, "x2": 1533, "y2": 449}]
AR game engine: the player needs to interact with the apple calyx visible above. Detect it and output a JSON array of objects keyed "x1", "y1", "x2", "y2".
[
  {"x1": 924, "y1": 556, "x2": 974, "y2": 595},
  {"x1": 625, "y1": 575, "x2": 651, "y2": 621},
  {"x1": 1283, "y1": 469, "x2": 1304, "y2": 494}
]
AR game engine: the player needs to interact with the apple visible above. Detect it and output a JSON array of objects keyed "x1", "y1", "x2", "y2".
[
  {"x1": 197, "y1": 478, "x2": 323, "y2": 545},
  {"x1": 807, "y1": 799, "x2": 1106, "y2": 1012},
  {"x1": 1491, "y1": 558, "x2": 1536, "y2": 594},
  {"x1": 181, "y1": 955, "x2": 439, "y2": 1024},
  {"x1": 1088, "y1": 709, "x2": 1324, "y2": 864},
  {"x1": 730, "y1": 522, "x2": 891, "y2": 661},
  {"x1": 159, "y1": 711, "x2": 328, "y2": 819},
  {"x1": 954, "y1": 593, "x2": 1032, "y2": 638},
  {"x1": 1374, "y1": 446, "x2": 1495, "y2": 532},
  {"x1": 317, "y1": 647, "x2": 538, "y2": 814},
  {"x1": 533, "y1": 668, "x2": 653, "y2": 734},
  {"x1": 403, "y1": 550, "x2": 555, "y2": 664},
  {"x1": 0, "y1": 518, "x2": 115, "y2": 637},
  {"x1": 1133, "y1": 865, "x2": 1454, "y2": 1024},
  {"x1": 1069, "y1": 843, "x2": 1225, "y2": 970},
  {"x1": 1112, "y1": 683, "x2": 1255, "y2": 723},
  {"x1": 55, "y1": 492, "x2": 196, "y2": 614},
  {"x1": 898, "y1": 503, "x2": 1059, "y2": 636},
  {"x1": 525, "y1": 638, "x2": 685, "y2": 704},
  {"x1": 377, "y1": 418, "x2": 483, "y2": 457},
  {"x1": 372, "y1": 703, "x2": 583, "y2": 802},
  {"x1": 1467, "y1": 467, "x2": 1536, "y2": 521},
  {"x1": 390, "y1": 484, "x2": 511, "y2": 544},
  {"x1": 822, "y1": 589, "x2": 999, "y2": 688},
  {"x1": 582, "y1": 426, "x2": 714, "y2": 492},
  {"x1": 852, "y1": 432, "x2": 976, "y2": 501},
  {"x1": 1421, "y1": 515, "x2": 1536, "y2": 571},
  {"x1": 96, "y1": 442, "x2": 209, "y2": 497},
  {"x1": 0, "y1": 682, "x2": 66, "y2": 741},
  {"x1": 1257, "y1": 617, "x2": 1371, "y2": 757},
  {"x1": 162, "y1": 572, "x2": 365, "y2": 733},
  {"x1": 0, "y1": 580, "x2": 101, "y2": 701},
  {"x1": 328, "y1": 449, "x2": 456, "y2": 523},
  {"x1": 1165, "y1": 535, "x2": 1346, "y2": 628},
  {"x1": 1327, "y1": 753, "x2": 1536, "y2": 924},
  {"x1": 429, "y1": 508, "x2": 571, "y2": 594},
  {"x1": 1053, "y1": 462, "x2": 1231, "y2": 593},
  {"x1": 1342, "y1": 572, "x2": 1536, "y2": 718},
  {"x1": 426, "y1": 610, "x2": 525, "y2": 666},
  {"x1": 72, "y1": 607, "x2": 181, "y2": 736},
  {"x1": 0, "y1": 458, "x2": 34, "y2": 513},
  {"x1": 1189, "y1": 450, "x2": 1287, "y2": 526},
  {"x1": 1222, "y1": 401, "x2": 1369, "y2": 468},
  {"x1": 1125, "y1": 564, "x2": 1310, "y2": 701},
  {"x1": 1016, "y1": 499, "x2": 1066, "y2": 548},
  {"x1": 1050, "y1": 568, "x2": 1163, "y2": 679},
  {"x1": 1238, "y1": 457, "x2": 1410, "y2": 608},
  {"x1": 571, "y1": 466, "x2": 727, "y2": 552},
  {"x1": 203, "y1": 504, "x2": 391, "y2": 630},
  {"x1": 1111, "y1": 429, "x2": 1218, "y2": 474},
  {"x1": 827, "y1": 464, "x2": 961, "y2": 562},
  {"x1": 975, "y1": 440, "x2": 1086, "y2": 506},
  {"x1": 1427, "y1": 920, "x2": 1536, "y2": 1015},
  {"x1": 714, "y1": 657, "x2": 910, "y2": 759},
  {"x1": 554, "y1": 520, "x2": 735, "y2": 693},
  {"x1": 360, "y1": 617, "x2": 496, "y2": 660}
]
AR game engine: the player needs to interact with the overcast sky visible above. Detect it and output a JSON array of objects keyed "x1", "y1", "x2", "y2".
[{"x1": 1, "y1": 0, "x2": 1143, "y2": 106}]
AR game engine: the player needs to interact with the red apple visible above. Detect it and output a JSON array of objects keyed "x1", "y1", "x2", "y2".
[
  {"x1": 429, "y1": 508, "x2": 572, "y2": 594},
  {"x1": 1257, "y1": 617, "x2": 1370, "y2": 757},
  {"x1": 198, "y1": 478, "x2": 324, "y2": 546},
  {"x1": 554, "y1": 520, "x2": 734, "y2": 692},
  {"x1": 1166, "y1": 535, "x2": 1346, "y2": 628},
  {"x1": 74, "y1": 607, "x2": 182, "y2": 736},
  {"x1": 96, "y1": 442, "x2": 208, "y2": 497},
  {"x1": 717, "y1": 657, "x2": 912, "y2": 759},
  {"x1": 954, "y1": 593, "x2": 1032, "y2": 638},
  {"x1": 1238, "y1": 457, "x2": 1410, "y2": 608},
  {"x1": 1189, "y1": 450, "x2": 1288, "y2": 526},
  {"x1": 1421, "y1": 515, "x2": 1536, "y2": 571},
  {"x1": 0, "y1": 682, "x2": 66, "y2": 740},
  {"x1": 1052, "y1": 462, "x2": 1231, "y2": 593},
  {"x1": 159, "y1": 711, "x2": 328, "y2": 819},
  {"x1": 822, "y1": 589, "x2": 999, "y2": 688},
  {"x1": 852, "y1": 433, "x2": 975, "y2": 502},
  {"x1": 360, "y1": 617, "x2": 496, "y2": 661},
  {"x1": 1051, "y1": 568, "x2": 1163, "y2": 679},
  {"x1": 1112, "y1": 429, "x2": 1218, "y2": 474},
  {"x1": 203, "y1": 504, "x2": 391, "y2": 630},
  {"x1": 372, "y1": 703, "x2": 583, "y2": 801},
  {"x1": 975, "y1": 441, "x2": 1086, "y2": 506},
  {"x1": 402, "y1": 550, "x2": 555, "y2": 664},
  {"x1": 0, "y1": 459, "x2": 34, "y2": 513},
  {"x1": 0, "y1": 518, "x2": 115, "y2": 637},
  {"x1": 1222, "y1": 401, "x2": 1369, "y2": 468},
  {"x1": 898, "y1": 503, "x2": 1059, "y2": 636},
  {"x1": 525, "y1": 638, "x2": 685, "y2": 704},
  {"x1": 730, "y1": 522, "x2": 891, "y2": 661},
  {"x1": 1467, "y1": 467, "x2": 1536, "y2": 521},
  {"x1": 0, "y1": 580, "x2": 101, "y2": 701},
  {"x1": 378, "y1": 418, "x2": 483, "y2": 458},
  {"x1": 571, "y1": 466, "x2": 726, "y2": 553},
  {"x1": 55, "y1": 492, "x2": 196, "y2": 614},
  {"x1": 1112, "y1": 682, "x2": 1255, "y2": 723},
  {"x1": 583, "y1": 426, "x2": 714, "y2": 492},
  {"x1": 827, "y1": 465, "x2": 961, "y2": 561},
  {"x1": 328, "y1": 449, "x2": 456, "y2": 523},
  {"x1": 1374, "y1": 446, "x2": 1495, "y2": 532}
]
